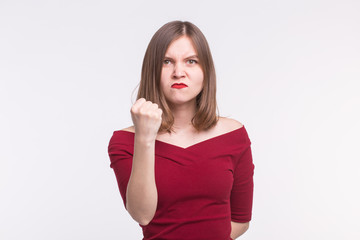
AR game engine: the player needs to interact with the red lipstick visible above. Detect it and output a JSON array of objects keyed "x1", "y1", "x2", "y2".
[{"x1": 171, "y1": 83, "x2": 188, "y2": 89}]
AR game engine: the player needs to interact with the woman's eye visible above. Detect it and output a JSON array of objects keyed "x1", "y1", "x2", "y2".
[
  {"x1": 187, "y1": 59, "x2": 197, "y2": 64},
  {"x1": 164, "y1": 60, "x2": 171, "y2": 64}
]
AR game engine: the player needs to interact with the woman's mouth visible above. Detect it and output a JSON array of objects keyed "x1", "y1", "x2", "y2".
[{"x1": 171, "y1": 83, "x2": 188, "y2": 89}]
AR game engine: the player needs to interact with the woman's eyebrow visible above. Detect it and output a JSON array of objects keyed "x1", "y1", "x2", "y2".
[
  {"x1": 185, "y1": 55, "x2": 199, "y2": 59},
  {"x1": 164, "y1": 55, "x2": 199, "y2": 59}
]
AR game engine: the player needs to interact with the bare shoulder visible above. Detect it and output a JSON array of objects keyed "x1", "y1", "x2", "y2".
[
  {"x1": 218, "y1": 117, "x2": 244, "y2": 132},
  {"x1": 121, "y1": 125, "x2": 135, "y2": 133}
]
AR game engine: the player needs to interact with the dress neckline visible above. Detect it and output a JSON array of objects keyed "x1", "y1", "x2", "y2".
[{"x1": 118, "y1": 125, "x2": 245, "y2": 150}]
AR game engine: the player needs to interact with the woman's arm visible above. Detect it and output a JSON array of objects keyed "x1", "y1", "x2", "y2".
[
  {"x1": 126, "y1": 137, "x2": 158, "y2": 226},
  {"x1": 230, "y1": 221, "x2": 249, "y2": 239},
  {"x1": 126, "y1": 98, "x2": 162, "y2": 226}
]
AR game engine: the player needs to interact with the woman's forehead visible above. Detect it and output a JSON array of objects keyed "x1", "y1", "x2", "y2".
[{"x1": 165, "y1": 36, "x2": 197, "y2": 57}]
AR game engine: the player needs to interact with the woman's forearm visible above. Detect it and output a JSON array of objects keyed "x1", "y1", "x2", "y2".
[
  {"x1": 126, "y1": 137, "x2": 158, "y2": 226},
  {"x1": 230, "y1": 221, "x2": 249, "y2": 239}
]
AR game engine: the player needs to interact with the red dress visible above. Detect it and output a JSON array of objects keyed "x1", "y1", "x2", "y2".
[{"x1": 108, "y1": 125, "x2": 255, "y2": 240}]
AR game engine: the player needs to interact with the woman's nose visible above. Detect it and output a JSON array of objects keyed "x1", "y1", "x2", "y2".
[{"x1": 172, "y1": 63, "x2": 185, "y2": 78}]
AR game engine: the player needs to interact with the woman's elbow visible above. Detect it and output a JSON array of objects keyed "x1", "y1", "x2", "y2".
[
  {"x1": 243, "y1": 222, "x2": 250, "y2": 232},
  {"x1": 138, "y1": 218, "x2": 151, "y2": 226},
  {"x1": 231, "y1": 221, "x2": 250, "y2": 239},
  {"x1": 126, "y1": 203, "x2": 154, "y2": 226},
  {"x1": 129, "y1": 211, "x2": 154, "y2": 226}
]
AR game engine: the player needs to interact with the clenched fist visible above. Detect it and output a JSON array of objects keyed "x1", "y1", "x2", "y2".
[{"x1": 130, "y1": 98, "x2": 163, "y2": 141}]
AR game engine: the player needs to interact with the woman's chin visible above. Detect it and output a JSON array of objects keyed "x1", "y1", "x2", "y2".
[{"x1": 167, "y1": 98, "x2": 197, "y2": 107}]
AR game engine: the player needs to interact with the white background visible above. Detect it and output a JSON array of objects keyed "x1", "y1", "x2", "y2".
[{"x1": 1, "y1": 0, "x2": 359, "y2": 239}]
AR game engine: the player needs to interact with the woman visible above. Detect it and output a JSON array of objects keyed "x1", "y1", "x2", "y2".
[{"x1": 108, "y1": 20, "x2": 254, "y2": 240}]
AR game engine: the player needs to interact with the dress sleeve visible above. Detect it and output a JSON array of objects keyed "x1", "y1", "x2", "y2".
[
  {"x1": 230, "y1": 143, "x2": 255, "y2": 222},
  {"x1": 107, "y1": 132, "x2": 133, "y2": 209}
]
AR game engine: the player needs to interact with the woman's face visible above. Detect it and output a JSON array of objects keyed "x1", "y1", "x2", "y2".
[{"x1": 160, "y1": 35, "x2": 204, "y2": 108}]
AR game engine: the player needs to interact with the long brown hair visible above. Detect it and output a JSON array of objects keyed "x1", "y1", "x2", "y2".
[{"x1": 135, "y1": 20, "x2": 220, "y2": 134}]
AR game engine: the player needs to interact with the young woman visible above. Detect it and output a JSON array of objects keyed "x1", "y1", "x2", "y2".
[{"x1": 108, "y1": 20, "x2": 255, "y2": 240}]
